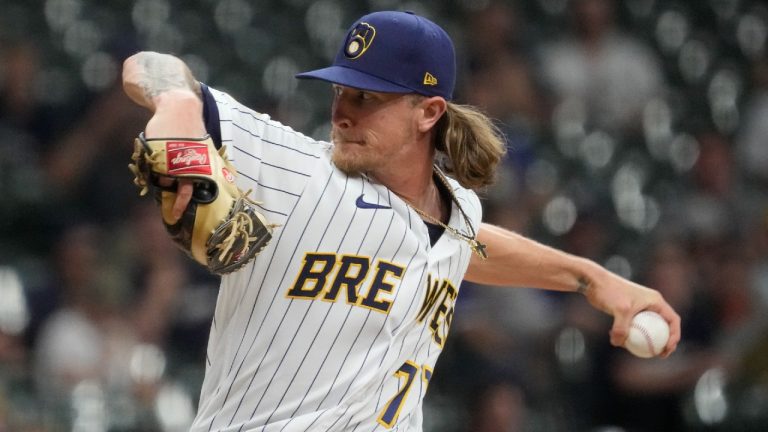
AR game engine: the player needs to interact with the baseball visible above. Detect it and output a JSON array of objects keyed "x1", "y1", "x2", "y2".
[{"x1": 624, "y1": 310, "x2": 670, "y2": 358}]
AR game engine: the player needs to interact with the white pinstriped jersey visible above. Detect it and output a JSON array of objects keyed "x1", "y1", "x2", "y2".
[{"x1": 191, "y1": 86, "x2": 482, "y2": 432}]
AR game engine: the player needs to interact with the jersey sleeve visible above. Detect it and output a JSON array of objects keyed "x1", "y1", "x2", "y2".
[{"x1": 200, "y1": 84, "x2": 329, "y2": 221}]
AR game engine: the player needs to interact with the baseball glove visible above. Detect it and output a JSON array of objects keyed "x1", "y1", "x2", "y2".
[{"x1": 129, "y1": 132, "x2": 274, "y2": 274}]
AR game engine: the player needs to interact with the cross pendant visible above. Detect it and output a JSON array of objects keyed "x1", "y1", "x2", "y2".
[{"x1": 470, "y1": 239, "x2": 488, "y2": 260}]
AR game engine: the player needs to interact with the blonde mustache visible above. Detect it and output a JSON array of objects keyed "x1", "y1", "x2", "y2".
[{"x1": 330, "y1": 129, "x2": 364, "y2": 144}]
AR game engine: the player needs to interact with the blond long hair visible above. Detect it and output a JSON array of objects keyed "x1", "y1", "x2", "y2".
[{"x1": 434, "y1": 102, "x2": 507, "y2": 190}]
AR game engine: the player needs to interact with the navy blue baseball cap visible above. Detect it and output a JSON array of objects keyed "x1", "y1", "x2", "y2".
[{"x1": 296, "y1": 11, "x2": 456, "y2": 100}]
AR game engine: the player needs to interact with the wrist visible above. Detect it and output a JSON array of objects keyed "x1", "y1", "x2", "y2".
[
  {"x1": 570, "y1": 256, "x2": 603, "y2": 296},
  {"x1": 122, "y1": 51, "x2": 201, "y2": 111},
  {"x1": 576, "y1": 276, "x2": 591, "y2": 295},
  {"x1": 153, "y1": 88, "x2": 202, "y2": 111},
  {"x1": 146, "y1": 94, "x2": 205, "y2": 138}
]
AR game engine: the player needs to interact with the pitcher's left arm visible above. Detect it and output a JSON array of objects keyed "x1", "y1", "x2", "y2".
[{"x1": 464, "y1": 222, "x2": 681, "y2": 357}]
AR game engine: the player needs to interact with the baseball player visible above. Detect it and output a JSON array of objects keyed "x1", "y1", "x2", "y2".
[{"x1": 122, "y1": 11, "x2": 680, "y2": 431}]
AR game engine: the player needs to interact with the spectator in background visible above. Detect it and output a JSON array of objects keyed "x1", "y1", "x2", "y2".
[
  {"x1": 30, "y1": 204, "x2": 204, "y2": 428},
  {"x1": 737, "y1": 58, "x2": 768, "y2": 187},
  {"x1": 0, "y1": 40, "x2": 56, "y2": 262},
  {"x1": 44, "y1": 82, "x2": 150, "y2": 223},
  {"x1": 600, "y1": 240, "x2": 726, "y2": 431},
  {"x1": 33, "y1": 223, "x2": 139, "y2": 402},
  {"x1": 114, "y1": 200, "x2": 220, "y2": 363},
  {"x1": 665, "y1": 130, "x2": 760, "y2": 293},
  {"x1": 462, "y1": 1, "x2": 547, "y2": 133},
  {"x1": 739, "y1": 58, "x2": 768, "y2": 327},
  {"x1": 746, "y1": 206, "x2": 768, "y2": 320},
  {"x1": 467, "y1": 382, "x2": 528, "y2": 432},
  {"x1": 0, "y1": 40, "x2": 54, "y2": 146},
  {"x1": 461, "y1": 1, "x2": 546, "y2": 203},
  {"x1": 0, "y1": 331, "x2": 25, "y2": 368},
  {"x1": 114, "y1": 201, "x2": 189, "y2": 346},
  {"x1": 443, "y1": 204, "x2": 566, "y2": 432},
  {"x1": 537, "y1": 0, "x2": 665, "y2": 132}
]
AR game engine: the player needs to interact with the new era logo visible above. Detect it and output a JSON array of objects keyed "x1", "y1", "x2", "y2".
[{"x1": 423, "y1": 72, "x2": 438, "y2": 86}]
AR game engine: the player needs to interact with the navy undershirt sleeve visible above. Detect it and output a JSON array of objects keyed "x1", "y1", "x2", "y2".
[{"x1": 200, "y1": 83, "x2": 222, "y2": 149}]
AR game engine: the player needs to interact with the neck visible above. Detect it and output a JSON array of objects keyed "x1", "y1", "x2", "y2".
[
  {"x1": 370, "y1": 144, "x2": 486, "y2": 259},
  {"x1": 369, "y1": 143, "x2": 446, "y2": 221},
  {"x1": 376, "y1": 168, "x2": 449, "y2": 224}
]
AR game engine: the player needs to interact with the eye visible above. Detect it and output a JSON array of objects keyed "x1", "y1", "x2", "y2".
[
  {"x1": 358, "y1": 91, "x2": 373, "y2": 101},
  {"x1": 332, "y1": 86, "x2": 343, "y2": 97}
]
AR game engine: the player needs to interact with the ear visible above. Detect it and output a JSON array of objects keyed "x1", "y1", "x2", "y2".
[{"x1": 416, "y1": 96, "x2": 447, "y2": 133}]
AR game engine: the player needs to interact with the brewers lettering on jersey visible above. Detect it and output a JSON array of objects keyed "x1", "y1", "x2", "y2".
[{"x1": 122, "y1": 9, "x2": 681, "y2": 432}]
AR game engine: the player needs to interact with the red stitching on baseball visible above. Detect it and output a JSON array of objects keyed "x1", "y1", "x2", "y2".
[{"x1": 633, "y1": 322, "x2": 657, "y2": 356}]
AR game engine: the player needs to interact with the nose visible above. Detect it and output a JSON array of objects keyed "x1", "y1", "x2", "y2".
[{"x1": 331, "y1": 93, "x2": 352, "y2": 129}]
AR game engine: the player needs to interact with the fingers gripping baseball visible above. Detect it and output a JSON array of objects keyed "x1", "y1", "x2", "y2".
[
  {"x1": 649, "y1": 301, "x2": 681, "y2": 357},
  {"x1": 583, "y1": 272, "x2": 681, "y2": 358}
]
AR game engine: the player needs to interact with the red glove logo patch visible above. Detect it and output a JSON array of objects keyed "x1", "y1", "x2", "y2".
[{"x1": 167, "y1": 141, "x2": 212, "y2": 175}]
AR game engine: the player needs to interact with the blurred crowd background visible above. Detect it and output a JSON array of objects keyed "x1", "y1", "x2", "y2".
[{"x1": 1, "y1": 0, "x2": 768, "y2": 430}]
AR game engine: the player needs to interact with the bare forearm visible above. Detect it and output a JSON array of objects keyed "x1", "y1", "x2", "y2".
[
  {"x1": 467, "y1": 223, "x2": 680, "y2": 356},
  {"x1": 122, "y1": 51, "x2": 201, "y2": 110},
  {"x1": 464, "y1": 222, "x2": 598, "y2": 293},
  {"x1": 122, "y1": 51, "x2": 205, "y2": 137}
]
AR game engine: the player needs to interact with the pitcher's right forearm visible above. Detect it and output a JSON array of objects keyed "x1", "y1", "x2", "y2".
[
  {"x1": 123, "y1": 51, "x2": 206, "y2": 138},
  {"x1": 122, "y1": 51, "x2": 202, "y2": 111}
]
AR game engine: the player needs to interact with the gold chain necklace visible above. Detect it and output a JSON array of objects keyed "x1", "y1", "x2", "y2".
[{"x1": 403, "y1": 166, "x2": 488, "y2": 260}]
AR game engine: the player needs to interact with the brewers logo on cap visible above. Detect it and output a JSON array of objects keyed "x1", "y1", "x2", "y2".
[
  {"x1": 344, "y1": 22, "x2": 376, "y2": 59},
  {"x1": 296, "y1": 11, "x2": 456, "y2": 100}
]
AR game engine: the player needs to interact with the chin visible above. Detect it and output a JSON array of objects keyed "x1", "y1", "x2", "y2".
[
  {"x1": 331, "y1": 152, "x2": 364, "y2": 176},
  {"x1": 331, "y1": 147, "x2": 373, "y2": 176}
]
